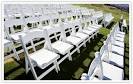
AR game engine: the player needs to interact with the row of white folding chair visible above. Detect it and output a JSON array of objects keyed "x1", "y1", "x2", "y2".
[
  {"x1": 4, "y1": 4, "x2": 98, "y2": 26},
  {"x1": 4, "y1": 7, "x2": 98, "y2": 44},
  {"x1": 19, "y1": 21, "x2": 86, "y2": 79},
  {"x1": 98, "y1": 23, "x2": 125, "y2": 68},
  {"x1": 99, "y1": 23, "x2": 125, "y2": 69},
  {"x1": 4, "y1": 7, "x2": 98, "y2": 43},
  {"x1": 4, "y1": 4, "x2": 76, "y2": 20},
  {"x1": 81, "y1": 23, "x2": 125, "y2": 80},
  {"x1": 4, "y1": 5, "x2": 101, "y2": 61},
  {"x1": 4, "y1": 4, "x2": 78, "y2": 26},
  {"x1": 4, "y1": 8, "x2": 83, "y2": 43},
  {"x1": 19, "y1": 17, "x2": 99, "y2": 80},
  {"x1": 18, "y1": 13, "x2": 101, "y2": 79}
]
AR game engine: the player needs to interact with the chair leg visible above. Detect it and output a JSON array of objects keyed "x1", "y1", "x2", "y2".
[
  {"x1": 25, "y1": 57, "x2": 29, "y2": 74},
  {"x1": 12, "y1": 46, "x2": 20, "y2": 61},
  {"x1": 77, "y1": 46, "x2": 80, "y2": 53},
  {"x1": 77, "y1": 48, "x2": 80, "y2": 53},
  {"x1": 92, "y1": 36, "x2": 94, "y2": 39},
  {"x1": 88, "y1": 38, "x2": 90, "y2": 43},
  {"x1": 95, "y1": 33, "x2": 97, "y2": 37},
  {"x1": 54, "y1": 61, "x2": 59, "y2": 73},
  {"x1": 68, "y1": 52, "x2": 72, "y2": 61},
  {"x1": 83, "y1": 42, "x2": 86, "y2": 47},
  {"x1": 26, "y1": 58, "x2": 38, "y2": 80},
  {"x1": 11, "y1": 42, "x2": 20, "y2": 61}
]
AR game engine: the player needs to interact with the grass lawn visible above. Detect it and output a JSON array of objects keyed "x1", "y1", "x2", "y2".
[{"x1": 4, "y1": 4, "x2": 129, "y2": 80}]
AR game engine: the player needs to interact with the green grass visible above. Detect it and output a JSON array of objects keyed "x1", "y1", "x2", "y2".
[
  {"x1": 99, "y1": 27, "x2": 110, "y2": 36},
  {"x1": 4, "y1": 4, "x2": 129, "y2": 80}
]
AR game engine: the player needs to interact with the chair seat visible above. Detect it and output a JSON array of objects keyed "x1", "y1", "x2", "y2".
[
  {"x1": 75, "y1": 32, "x2": 89, "y2": 40},
  {"x1": 4, "y1": 39, "x2": 11, "y2": 45},
  {"x1": 81, "y1": 73, "x2": 100, "y2": 80},
  {"x1": 66, "y1": 36, "x2": 82, "y2": 46},
  {"x1": 42, "y1": 25, "x2": 53, "y2": 30},
  {"x1": 30, "y1": 49, "x2": 60, "y2": 69},
  {"x1": 10, "y1": 32, "x2": 26, "y2": 41},
  {"x1": 52, "y1": 41, "x2": 73, "y2": 55},
  {"x1": 115, "y1": 36, "x2": 124, "y2": 42},
  {"x1": 109, "y1": 52, "x2": 124, "y2": 68},
  {"x1": 29, "y1": 28, "x2": 42, "y2": 33},
  {"x1": 111, "y1": 45, "x2": 124, "y2": 56},
  {"x1": 91, "y1": 24, "x2": 102, "y2": 28},
  {"x1": 87, "y1": 27, "x2": 98, "y2": 32},
  {"x1": 101, "y1": 51, "x2": 123, "y2": 68},
  {"x1": 112, "y1": 40, "x2": 124, "y2": 48},
  {"x1": 89, "y1": 25, "x2": 100, "y2": 29},
  {"x1": 92, "y1": 77, "x2": 100, "y2": 80},
  {"x1": 116, "y1": 33, "x2": 125, "y2": 38},
  {"x1": 82, "y1": 30, "x2": 94, "y2": 35},
  {"x1": 118, "y1": 31, "x2": 125, "y2": 35},
  {"x1": 102, "y1": 61, "x2": 124, "y2": 80},
  {"x1": 4, "y1": 39, "x2": 12, "y2": 48}
]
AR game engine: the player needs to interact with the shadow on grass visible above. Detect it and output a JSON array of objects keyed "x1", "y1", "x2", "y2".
[{"x1": 106, "y1": 21, "x2": 115, "y2": 29}]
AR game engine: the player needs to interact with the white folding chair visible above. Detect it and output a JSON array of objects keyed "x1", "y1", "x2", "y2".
[
  {"x1": 81, "y1": 52, "x2": 124, "y2": 80},
  {"x1": 92, "y1": 11, "x2": 103, "y2": 24},
  {"x1": 46, "y1": 25, "x2": 74, "y2": 61},
  {"x1": 80, "y1": 13, "x2": 101, "y2": 38},
  {"x1": 19, "y1": 29, "x2": 60, "y2": 80},
  {"x1": 68, "y1": 20, "x2": 89, "y2": 47},
  {"x1": 57, "y1": 11, "x2": 89, "y2": 46},
  {"x1": 110, "y1": 29, "x2": 124, "y2": 48},
  {"x1": 103, "y1": 13, "x2": 114, "y2": 27},
  {"x1": 95, "y1": 52, "x2": 124, "y2": 80},
  {"x1": 75, "y1": 9, "x2": 99, "y2": 38},
  {"x1": 106, "y1": 34, "x2": 124, "y2": 56},
  {"x1": 112, "y1": 24, "x2": 125, "y2": 42},
  {"x1": 53, "y1": 12, "x2": 84, "y2": 54},
  {"x1": 101, "y1": 41, "x2": 124, "y2": 68},
  {"x1": 59, "y1": 22, "x2": 83, "y2": 54}
]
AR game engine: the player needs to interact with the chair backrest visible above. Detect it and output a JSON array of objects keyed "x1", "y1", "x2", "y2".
[
  {"x1": 4, "y1": 15, "x2": 26, "y2": 34},
  {"x1": 122, "y1": 19, "x2": 127, "y2": 27},
  {"x1": 105, "y1": 34, "x2": 111, "y2": 44},
  {"x1": 19, "y1": 29, "x2": 52, "y2": 54},
  {"x1": 87, "y1": 52, "x2": 103, "y2": 80},
  {"x1": 99, "y1": 45, "x2": 105, "y2": 57},
  {"x1": 104, "y1": 13, "x2": 114, "y2": 22},
  {"x1": 101, "y1": 41, "x2": 110, "y2": 60}
]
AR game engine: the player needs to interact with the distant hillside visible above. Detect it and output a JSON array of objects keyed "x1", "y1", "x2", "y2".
[{"x1": 105, "y1": 4, "x2": 129, "y2": 12}]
